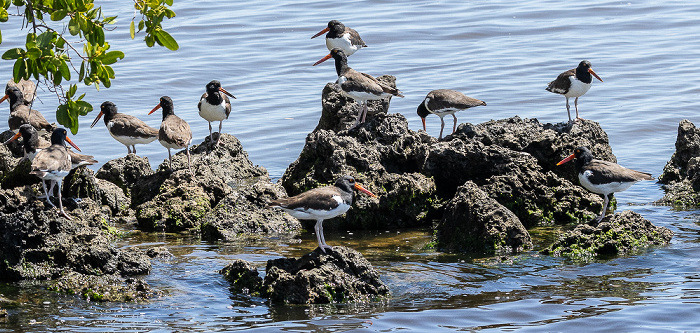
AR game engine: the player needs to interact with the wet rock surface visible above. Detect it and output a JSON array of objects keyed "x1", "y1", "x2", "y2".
[
  {"x1": 658, "y1": 119, "x2": 700, "y2": 207},
  {"x1": 262, "y1": 246, "x2": 389, "y2": 304},
  {"x1": 437, "y1": 181, "x2": 532, "y2": 254},
  {"x1": 220, "y1": 259, "x2": 263, "y2": 294},
  {"x1": 541, "y1": 211, "x2": 673, "y2": 260},
  {"x1": 281, "y1": 85, "x2": 625, "y2": 254}
]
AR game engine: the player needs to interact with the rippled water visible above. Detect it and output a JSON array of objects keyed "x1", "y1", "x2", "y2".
[{"x1": 2, "y1": 0, "x2": 700, "y2": 331}]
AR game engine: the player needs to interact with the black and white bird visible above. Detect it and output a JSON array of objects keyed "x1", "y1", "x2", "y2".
[
  {"x1": 1, "y1": 85, "x2": 52, "y2": 133},
  {"x1": 5, "y1": 123, "x2": 97, "y2": 168},
  {"x1": 328, "y1": 48, "x2": 404, "y2": 127},
  {"x1": 557, "y1": 146, "x2": 653, "y2": 223},
  {"x1": 30, "y1": 128, "x2": 81, "y2": 219},
  {"x1": 198, "y1": 80, "x2": 235, "y2": 146},
  {"x1": 546, "y1": 60, "x2": 603, "y2": 124},
  {"x1": 269, "y1": 175, "x2": 376, "y2": 253},
  {"x1": 149, "y1": 96, "x2": 193, "y2": 174},
  {"x1": 311, "y1": 20, "x2": 367, "y2": 66},
  {"x1": 90, "y1": 101, "x2": 159, "y2": 156},
  {"x1": 417, "y1": 89, "x2": 486, "y2": 139}
]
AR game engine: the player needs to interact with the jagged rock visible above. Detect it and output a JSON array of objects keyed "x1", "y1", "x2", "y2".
[
  {"x1": 282, "y1": 113, "x2": 436, "y2": 230},
  {"x1": 1, "y1": 158, "x2": 36, "y2": 189},
  {"x1": 658, "y1": 120, "x2": 700, "y2": 207},
  {"x1": 436, "y1": 181, "x2": 532, "y2": 254},
  {"x1": 0, "y1": 191, "x2": 152, "y2": 293},
  {"x1": 315, "y1": 76, "x2": 398, "y2": 132},
  {"x1": 62, "y1": 166, "x2": 100, "y2": 202},
  {"x1": 220, "y1": 259, "x2": 263, "y2": 294},
  {"x1": 261, "y1": 246, "x2": 389, "y2": 304},
  {"x1": 200, "y1": 180, "x2": 300, "y2": 241},
  {"x1": 95, "y1": 178, "x2": 131, "y2": 216},
  {"x1": 95, "y1": 154, "x2": 154, "y2": 195},
  {"x1": 541, "y1": 210, "x2": 673, "y2": 260},
  {"x1": 134, "y1": 134, "x2": 269, "y2": 231}
]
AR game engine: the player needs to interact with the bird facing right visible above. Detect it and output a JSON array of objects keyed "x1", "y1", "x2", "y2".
[
  {"x1": 417, "y1": 89, "x2": 486, "y2": 139},
  {"x1": 198, "y1": 80, "x2": 235, "y2": 146},
  {"x1": 557, "y1": 146, "x2": 653, "y2": 223},
  {"x1": 546, "y1": 60, "x2": 603, "y2": 124},
  {"x1": 269, "y1": 175, "x2": 376, "y2": 253}
]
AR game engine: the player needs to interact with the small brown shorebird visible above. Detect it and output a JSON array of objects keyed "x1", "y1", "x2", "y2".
[
  {"x1": 91, "y1": 101, "x2": 159, "y2": 156},
  {"x1": 312, "y1": 20, "x2": 367, "y2": 66},
  {"x1": 149, "y1": 96, "x2": 193, "y2": 174},
  {"x1": 269, "y1": 175, "x2": 376, "y2": 253},
  {"x1": 328, "y1": 48, "x2": 404, "y2": 127},
  {"x1": 30, "y1": 128, "x2": 81, "y2": 219},
  {"x1": 198, "y1": 80, "x2": 235, "y2": 146},
  {"x1": 1, "y1": 85, "x2": 52, "y2": 133},
  {"x1": 417, "y1": 89, "x2": 486, "y2": 139},
  {"x1": 546, "y1": 60, "x2": 603, "y2": 124},
  {"x1": 557, "y1": 146, "x2": 653, "y2": 223}
]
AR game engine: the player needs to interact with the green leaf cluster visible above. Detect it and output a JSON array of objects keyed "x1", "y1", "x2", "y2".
[{"x1": 0, "y1": 0, "x2": 177, "y2": 134}]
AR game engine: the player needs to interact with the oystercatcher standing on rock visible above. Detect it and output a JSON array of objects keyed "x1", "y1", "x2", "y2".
[
  {"x1": 149, "y1": 96, "x2": 193, "y2": 174},
  {"x1": 417, "y1": 89, "x2": 486, "y2": 139},
  {"x1": 328, "y1": 48, "x2": 404, "y2": 127},
  {"x1": 1, "y1": 86, "x2": 53, "y2": 133},
  {"x1": 198, "y1": 80, "x2": 235, "y2": 146},
  {"x1": 30, "y1": 128, "x2": 81, "y2": 220},
  {"x1": 5, "y1": 124, "x2": 97, "y2": 168},
  {"x1": 557, "y1": 146, "x2": 653, "y2": 223},
  {"x1": 311, "y1": 20, "x2": 367, "y2": 66},
  {"x1": 546, "y1": 60, "x2": 603, "y2": 124},
  {"x1": 91, "y1": 101, "x2": 159, "y2": 156},
  {"x1": 269, "y1": 175, "x2": 376, "y2": 253}
]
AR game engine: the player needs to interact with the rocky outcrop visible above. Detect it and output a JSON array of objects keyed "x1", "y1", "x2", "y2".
[
  {"x1": 658, "y1": 119, "x2": 700, "y2": 207},
  {"x1": 281, "y1": 84, "x2": 617, "y2": 253},
  {"x1": 263, "y1": 246, "x2": 388, "y2": 304},
  {"x1": 541, "y1": 211, "x2": 673, "y2": 260},
  {"x1": 315, "y1": 77, "x2": 397, "y2": 132},
  {"x1": 437, "y1": 181, "x2": 532, "y2": 254},
  {"x1": 220, "y1": 259, "x2": 263, "y2": 294}
]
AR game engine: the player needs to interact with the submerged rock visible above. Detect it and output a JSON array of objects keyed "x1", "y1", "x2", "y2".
[
  {"x1": 49, "y1": 272, "x2": 158, "y2": 302},
  {"x1": 436, "y1": 181, "x2": 532, "y2": 254},
  {"x1": 220, "y1": 259, "x2": 263, "y2": 294},
  {"x1": 541, "y1": 211, "x2": 673, "y2": 260},
  {"x1": 658, "y1": 119, "x2": 700, "y2": 207},
  {"x1": 261, "y1": 246, "x2": 389, "y2": 304}
]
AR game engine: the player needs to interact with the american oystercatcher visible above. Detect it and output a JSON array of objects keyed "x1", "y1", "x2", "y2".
[
  {"x1": 30, "y1": 128, "x2": 81, "y2": 219},
  {"x1": 6, "y1": 78, "x2": 36, "y2": 104},
  {"x1": 417, "y1": 89, "x2": 486, "y2": 139},
  {"x1": 557, "y1": 146, "x2": 653, "y2": 223},
  {"x1": 149, "y1": 96, "x2": 193, "y2": 174},
  {"x1": 5, "y1": 124, "x2": 97, "y2": 168},
  {"x1": 1, "y1": 86, "x2": 52, "y2": 133},
  {"x1": 269, "y1": 175, "x2": 376, "y2": 253},
  {"x1": 90, "y1": 101, "x2": 159, "y2": 156},
  {"x1": 198, "y1": 80, "x2": 235, "y2": 146},
  {"x1": 311, "y1": 20, "x2": 367, "y2": 66},
  {"x1": 546, "y1": 60, "x2": 603, "y2": 124},
  {"x1": 328, "y1": 48, "x2": 404, "y2": 127}
]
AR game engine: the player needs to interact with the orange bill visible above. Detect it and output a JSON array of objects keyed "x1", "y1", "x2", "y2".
[
  {"x1": 65, "y1": 136, "x2": 81, "y2": 152},
  {"x1": 589, "y1": 68, "x2": 603, "y2": 82},
  {"x1": 557, "y1": 153, "x2": 575, "y2": 166},
  {"x1": 90, "y1": 110, "x2": 104, "y2": 128},
  {"x1": 313, "y1": 53, "x2": 332, "y2": 66},
  {"x1": 148, "y1": 103, "x2": 162, "y2": 115},
  {"x1": 354, "y1": 183, "x2": 377, "y2": 198},
  {"x1": 219, "y1": 87, "x2": 236, "y2": 99},
  {"x1": 3, "y1": 131, "x2": 22, "y2": 145},
  {"x1": 311, "y1": 27, "x2": 330, "y2": 39}
]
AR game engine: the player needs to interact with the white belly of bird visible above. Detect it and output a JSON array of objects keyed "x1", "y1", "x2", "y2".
[
  {"x1": 326, "y1": 34, "x2": 359, "y2": 55},
  {"x1": 579, "y1": 171, "x2": 636, "y2": 195},
  {"x1": 199, "y1": 100, "x2": 228, "y2": 122},
  {"x1": 108, "y1": 122, "x2": 157, "y2": 145},
  {"x1": 564, "y1": 77, "x2": 592, "y2": 98},
  {"x1": 282, "y1": 195, "x2": 351, "y2": 220}
]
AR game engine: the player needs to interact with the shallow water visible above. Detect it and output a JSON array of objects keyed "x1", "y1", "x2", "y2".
[{"x1": 2, "y1": 0, "x2": 700, "y2": 331}]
